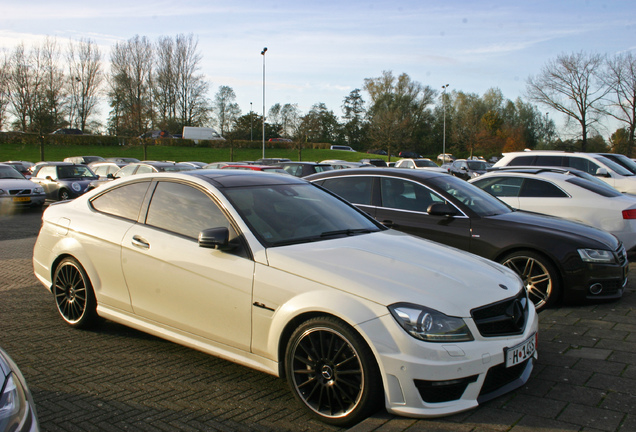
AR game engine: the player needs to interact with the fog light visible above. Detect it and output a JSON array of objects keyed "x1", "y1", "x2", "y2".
[{"x1": 589, "y1": 283, "x2": 603, "y2": 295}]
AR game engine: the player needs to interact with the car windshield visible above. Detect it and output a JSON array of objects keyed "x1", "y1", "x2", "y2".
[
  {"x1": 466, "y1": 161, "x2": 488, "y2": 170},
  {"x1": 414, "y1": 160, "x2": 437, "y2": 168},
  {"x1": 428, "y1": 175, "x2": 512, "y2": 217},
  {"x1": 0, "y1": 165, "x2": 25, "y2": 179},
  {"x1": 223, "y1": 183, "x2": 382, "y2": 247},
  {"x1": 591, "y1": 155, "x2": 634, "y2": 176},
  {"x1": 58, "y1": 165, "x2": 96, "y2": 178}
]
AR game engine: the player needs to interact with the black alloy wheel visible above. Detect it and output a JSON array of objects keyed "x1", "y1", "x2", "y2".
[
  {"x1": 52, "y1": 257, "x2": 98, "y2": 328},
  {"x1": 58, "y1": 188, "x2": 70, "y2": 201},
  {"x1": 501, "y1": 250, "x2": 561, "y2": 311},
  {"x1": 285, "y1": 316, "x2": 382, "y2": 426}
]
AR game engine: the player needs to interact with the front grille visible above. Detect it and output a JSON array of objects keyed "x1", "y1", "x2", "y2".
[
  {"x1": 478, "y1": 358, "x2": 531, "y2": 401},
  {"x1": 414, "y1": 375, "x2": 478, "y2": 403},
  {"x1": 9, "y1": 189, "x2": 33, "y2": 196},
  {"x1": 616, "y1": 244, "x2": 627, "y2": 266},
  {"x1": 471, "y1": 289, "x2": 528, "y2": 337}
]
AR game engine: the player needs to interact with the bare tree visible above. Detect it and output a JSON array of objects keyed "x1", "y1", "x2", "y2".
[
  {"x1": 7, "y1": 43, "x2": 37, "y2": 131},
  {"x1": 37, "y1": 37, "x2": 66, "y2": 132},
  {"x1": 526, "y1": 52, "x2": 609, "y2": 151},
  {"x1": 603, "y1": 52, "x2": 636, "y2": 155},
  {"x1": 108, "y1": 35, "x2": 153, "y2": 136},
  {"x1": 213, "y1": 85, "x2": 240, "y2": 135},
  {"x1": 174, "y1": 34, "x2": 209, "y2": 128},
  {"x1": 0, "y1": 52, "x2": 9, "y2": 130},
  {"x1": 67, "y1": 38, "x2": 103, "y2": 132}
]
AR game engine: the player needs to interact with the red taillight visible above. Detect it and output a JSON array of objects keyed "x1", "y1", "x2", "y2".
[{"x1": 622, "y1": 209, "x2": 636, "y2": 219}]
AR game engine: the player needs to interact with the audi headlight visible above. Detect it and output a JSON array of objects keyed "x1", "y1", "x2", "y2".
[
  {"x1": 0, "y1": 349, "x2": 38, "y2": 431},
  {"x1": 389, "y1": 303, "x2": 474, "y2": 342},
  {"x1": 578, "y1": 248, "x2": 615, "y2": 264}
]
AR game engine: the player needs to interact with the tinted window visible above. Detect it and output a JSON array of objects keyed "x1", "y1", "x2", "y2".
[
  {"x1": 428, "y1": 175, "x2": 512, "y2": 216},
  {"x1": 146, "y1": 181, "x2": 230, "y2": 239},
  {"x1": 135, "y1": 165, "x2": 154, "y2": 174},
  {"x1": 565, "y1": 156, "x2": 600, "y2": 174},
  {"x1": 58, "y1": 165, "x2": 94, "y2": 178},
  {"x1": 534, "y1": 155, "x2": 565, "y2": 167},
  {"x1": 589, "y1": 155, "x2": 634, "y2": 176},
  {"x1": 519, "y1": 178, "x2": 568, "y2": 197},
  {"x1": 321, "y1": 176, "x2": 373, "y2": 205},
  {"x1": 414, "y1": 160, "x2": 437, "y2": 168},
  {"x1": 380, "y1": 177, "x2": 444, "y2": 212},
  {"x1": 91, "y1": 181, "x2": 151, "y2": 220},
  {"x1": 472, "y1": 177, "x2": 523, "y2": 197},
  {"x1": 507, "y1": 155, "x2": 535, "y2": 166}
]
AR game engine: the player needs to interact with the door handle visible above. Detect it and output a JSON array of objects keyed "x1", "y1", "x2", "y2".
[{"x1": 131, "y1": 235, "x2": 150, "y2": 249}]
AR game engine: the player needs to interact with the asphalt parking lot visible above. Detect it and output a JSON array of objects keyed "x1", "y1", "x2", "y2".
[{"x1": 1, "y1": 208, "x2": 635, "y2": 432}]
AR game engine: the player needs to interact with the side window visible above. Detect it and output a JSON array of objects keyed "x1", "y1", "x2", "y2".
[
  {"x1": 566, "y1": 157, "x2": 600, "y2": 175},
  {"x1": 116, "y1": 165, "x2": 137, "y2": 177},
  {"x1": 90, "y1": 181, "x2": 151, "y2": 220},
  {"x1": 473, "y1": 177, "x2": 523, "y2": 197},
  {"x1": 321, "y1": 176, "x2": 373, "y2": 205},
  {"x1": 380, "y1": 178, "x2": 439, "y2": 212},
  {"x1": 534, "y1": 156, "x2": 565, "y2": 167},
  {"x1": 146, "y1": 181, "x2": 231, "y2": 239},
  {"x1": 136, "y1": 165, "x2": 154, "y2": 174},
  {"x1": 519, "y1": 178, "x2": 568, "y2": 197},
  {"x1": 37, "y1": 166, "x2": 57, "y2": 179},
  {"x1": 284, "y1": 165, "x2": 301, "y2": 177},
  {"x1": 507, "y1": 155, "x2": 535, "y2": 166}
]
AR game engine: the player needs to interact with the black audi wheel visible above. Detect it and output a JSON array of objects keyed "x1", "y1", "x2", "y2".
[
  {"x1": 285, "y1": 316, "x2": 382, "y2": 426},
  {"x1": 501, "y1": 250, "x2": 561, "y2": 311},
  {"x1": 52, "y1": 257, "x2": 98, "y2": 328}
]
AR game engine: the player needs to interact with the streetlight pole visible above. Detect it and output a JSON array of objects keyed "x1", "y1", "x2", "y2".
[
  {"x1": 261, "y1": 47, "x2": 267, "y2": 159},
  {"x1": 250, "y1": 102, "x2": 253, "y2": 141},
  {"x1": 442, "y1": 84, "x2": 450, "y2": 164}
]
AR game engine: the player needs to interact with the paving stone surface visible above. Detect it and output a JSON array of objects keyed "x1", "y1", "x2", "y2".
[{"x1": 1, "y1": 208, "x2": 634, "y2": 431}]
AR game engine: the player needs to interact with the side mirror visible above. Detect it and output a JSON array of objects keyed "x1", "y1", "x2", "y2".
[
  {"x1": 595, "y1": 167, "x2": 610, "y2": 177},
  {"x1": 198, "y1": 227, "x2": 233, "y2": 250},
  {"x1": 427, "y1": 202, "x2": 459, "y2": 217}
]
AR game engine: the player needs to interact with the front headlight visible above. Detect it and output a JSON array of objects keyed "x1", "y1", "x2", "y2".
[
  {"x1": 71, "y1": 182, "x2": 81, "y2": 192},
  {"x1": 578, "y1": 248, "x2": 616, "y2": 264},
  {"x1": 0, "y1": 189, "x2": 6, "y2": 196},
  {"x1": 389, "y1": 303, "x2": 474, "y2": 342},
  {"x1": 34, "y1": 187, "x2": 44, "y2": 194},
  {"x1": 0, "y1": 373, "x2": 29, "y2": 431}
]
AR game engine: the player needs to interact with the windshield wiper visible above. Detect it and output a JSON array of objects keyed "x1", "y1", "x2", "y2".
[{"x1": 320, "y1": 228, "x2": 374, "y2": 238}]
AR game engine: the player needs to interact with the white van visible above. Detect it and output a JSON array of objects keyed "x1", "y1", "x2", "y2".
[{"x1": 182, "y1": 127, "x2": 225, "y2": 144}]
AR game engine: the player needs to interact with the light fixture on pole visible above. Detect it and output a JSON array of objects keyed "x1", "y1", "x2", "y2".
[
  {"x1": 261, "y1": 47, "x2": 267, "y2": 159},
  {"x1": 441, "y1": 84, "x2": 450, "y2": 164}
]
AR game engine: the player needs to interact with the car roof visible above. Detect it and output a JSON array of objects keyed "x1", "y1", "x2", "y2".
[
  {"x1": 306, "y1": 167, "x2": 447, "y2": 181},
  {"x1": 176, "y1": 168, "x2": 308, "y2": 188}
]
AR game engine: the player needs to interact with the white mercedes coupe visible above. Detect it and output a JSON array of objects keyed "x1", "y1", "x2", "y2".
[{"x1": 33, "y1": 169, "x2": 538, "y2": 426}]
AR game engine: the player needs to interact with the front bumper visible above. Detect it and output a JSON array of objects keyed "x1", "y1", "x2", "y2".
[{"x1": 357, "y1": 299, "x2": 539, "y2": 418}]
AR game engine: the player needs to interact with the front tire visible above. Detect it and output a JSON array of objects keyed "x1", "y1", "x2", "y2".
[
  {"x1": 285, "y1": 316, "x2": 383, "y2": 427},
  {"x1": 500, "y1": 250, "x2": 561, "y2": 311},
  {"x1": 58, "y1": 188, "x2": 70, "y2": 201},
  {"x1": 52, "y1": 257, "x2": 98, "y2": 328}
]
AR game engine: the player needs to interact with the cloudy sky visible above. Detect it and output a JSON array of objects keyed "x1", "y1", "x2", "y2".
[{"x1": 1, "y1": 0, "x2": 635, "y2": 135}]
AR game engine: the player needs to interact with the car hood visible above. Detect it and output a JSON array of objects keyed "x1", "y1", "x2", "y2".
[
  {"x1": 0, "y1": 178, "x2": 40, "y2": 189},
  {"x1": 265, "y1": 230, "x2": 523, "y2": 317},
  {"x1": 491, "y1": 210, "x2": 620, "y2": 249}
]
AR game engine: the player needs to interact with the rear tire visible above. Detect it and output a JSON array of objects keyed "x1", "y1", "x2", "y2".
[
  {"x1": 52, "y1": 257, "x2": 98, "y2": 328},
  {"x1": 285, "y1": 316, "x2": 383, "y2": 427}
]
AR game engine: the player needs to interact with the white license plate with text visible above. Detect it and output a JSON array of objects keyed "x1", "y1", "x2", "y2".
[{"x1": 505, "y1": 333, "x2": 536, "y2": 368}]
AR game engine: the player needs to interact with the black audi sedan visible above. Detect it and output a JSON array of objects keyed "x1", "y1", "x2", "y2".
[
  {"x1": 307, "y1": 168, "x2": 628, "y2": 311},
  {"x1": 30, "y1": 162, "x2": 98, "y2": 201}
]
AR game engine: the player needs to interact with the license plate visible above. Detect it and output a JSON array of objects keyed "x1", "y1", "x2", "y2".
[
  {"x1": 13, "y1": 197, "x2": 31, "y2": 202},
  {"x1": 505, "y1": 333, "x2": 536, "y2": 368}
]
